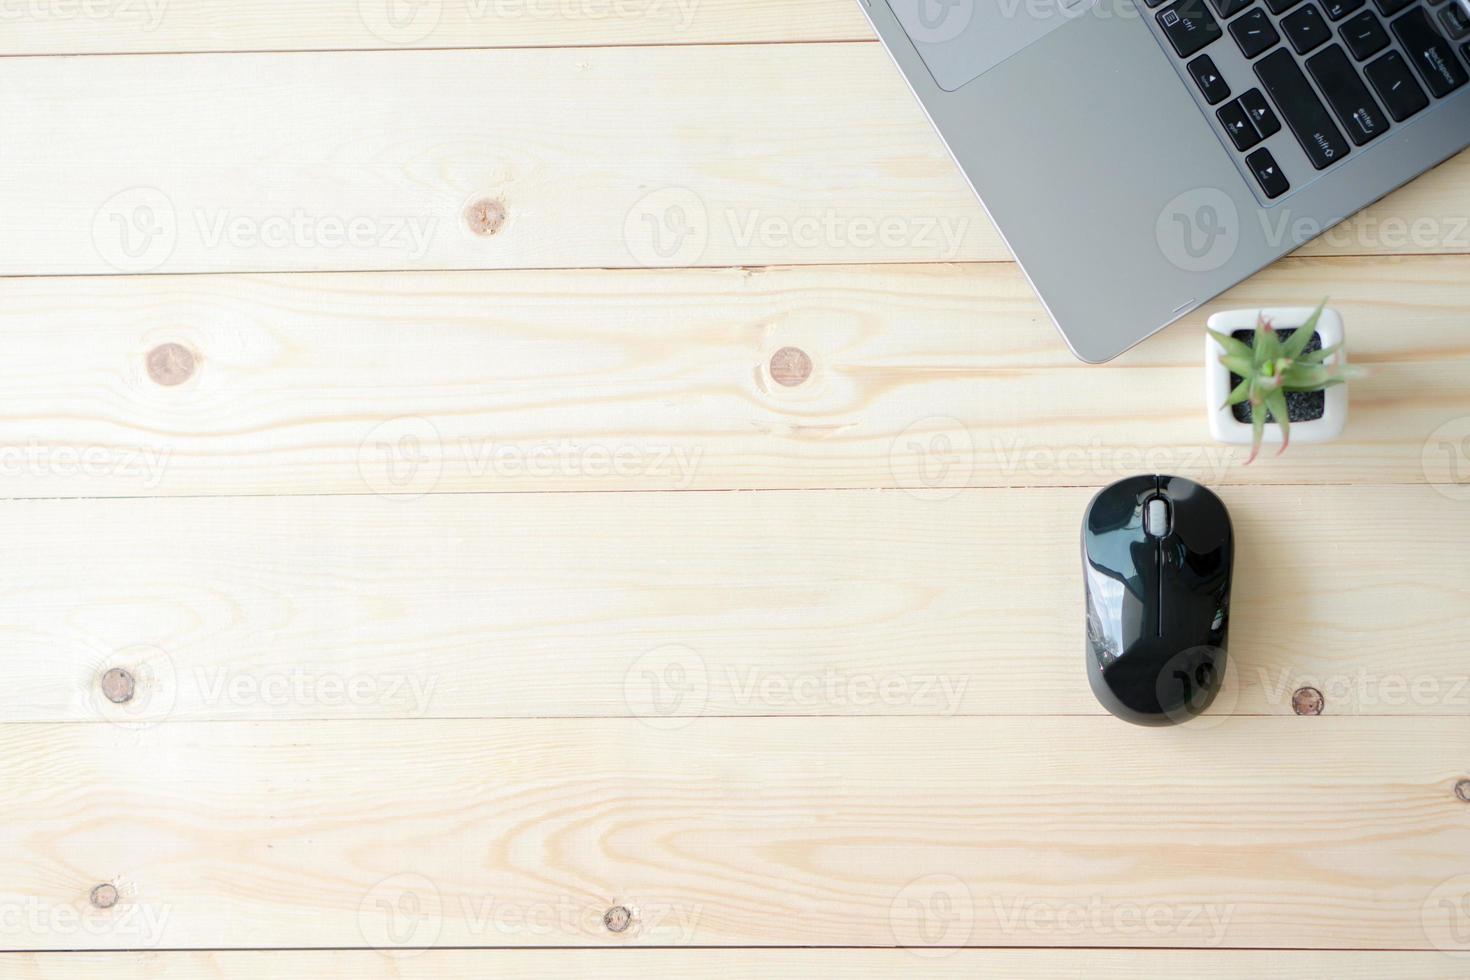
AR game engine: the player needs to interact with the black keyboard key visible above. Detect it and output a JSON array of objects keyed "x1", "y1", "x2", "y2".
[
  {"x1": 1246, "y1": 147, "x2": 1291, "y2": 197},
  {"x1": 1306, "y1": 44, "x2": 1391, "y2": 143},
  {"x1": 1322, "y1": 0, "x2": 1365, "y2": 19},
  {"x1": 1231, "y1": 7, "x2": 1282, "y2": 56},
  {"x1": 1283, "y1": 4, "x2": 1333, "y2": 51},
  {"x1": 1210, "y1": 0, "x2": 1254, "y2": 15},
  {"x1": 1159, "y1": 0, "x2": 1224, "y2": 57},
  {"x1": 1393, "y1": 7, "x2": 1469, "y2": 96},
  {"x1": 1189, "y1": 54, "x2": 1234, "y2": 102},
  {"x1": 1219, "y1": 99, "x2": 1263, "y2": 148},
  {"x1": 1239, "y1": 87, "x2": 1283, "y2": 136},
  {"x1": 1341, "y1": 9, "x2": 1390, "y2": 58},
  {"x1": 1265, "y1": 0, "x2": 1303, "y2": 14},
  {"x1": 1442, "y1": 2, "x2": 1470, "y2": 37},
  {"x1": 1366, "y1": 49, "x2": 1432, "y2": 118},
  {"x1": 1373, "y1": 0, "x2": 1415, "y2": 15},
  {"x1": 1255, "y1": 48, "x2": 1352, "y2": 168}
]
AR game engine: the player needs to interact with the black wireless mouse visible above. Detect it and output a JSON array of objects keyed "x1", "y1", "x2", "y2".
[{"x1": 1082, "y1": 475, "x2": 1234, "y2": 726}]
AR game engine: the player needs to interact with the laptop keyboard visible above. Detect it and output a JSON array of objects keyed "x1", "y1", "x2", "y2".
[{"x1": 1148, "y1": 0, "x2": 1469, "y2": 199}]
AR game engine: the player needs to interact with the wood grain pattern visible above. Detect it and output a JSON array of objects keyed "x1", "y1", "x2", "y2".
[
  {"x1": 8, "y1": 485, "x2": 1467, "y2": 723},
  {"x1": 3, "y1": 45, "x2": 1466, "y2": 277},
  {"x1": 0, "y1": 950, "x2": 1458, "y2": 977},
  {"x1": 1, "y1": 717, "x2": 1466, "y2": 950},
  {"x1": 0, "y1": 257, "x2": 1466, "y2": 498},
  {"x1": 5, "y1": 1, "x2": 1468, "y2": 970},
  {"x1": 0, "y1": 0, "x2": 873, "y2": 55}
]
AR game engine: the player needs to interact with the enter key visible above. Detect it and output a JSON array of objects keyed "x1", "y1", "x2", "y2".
[{"x1": 1307, "y1": 44, "x2": 1391, "y2": 145}]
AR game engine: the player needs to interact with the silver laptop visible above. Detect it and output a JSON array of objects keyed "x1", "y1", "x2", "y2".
[{"x1": 860, "y1": 0, "x2": 1470, "y2": 361}]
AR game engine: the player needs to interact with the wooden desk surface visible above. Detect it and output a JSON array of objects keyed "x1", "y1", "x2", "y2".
[{"x1": 2, "y1": 3, "x2": 1468, "y2": 976}]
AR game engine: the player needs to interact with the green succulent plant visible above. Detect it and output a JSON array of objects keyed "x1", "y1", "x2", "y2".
[{"x1": 1207, "y1": 301, "x2": 1366, "y2": 464}]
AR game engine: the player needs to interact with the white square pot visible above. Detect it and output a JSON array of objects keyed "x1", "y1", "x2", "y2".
[{"x1": 1204, "y1": 307, "x2": 1348, "y2": 446}]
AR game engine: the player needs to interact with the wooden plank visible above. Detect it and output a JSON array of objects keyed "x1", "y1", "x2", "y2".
[
  {"x1": 10, "y1": 485, "x2": 1467, "y2": 723},
  {"x1": 3, "y1": 45, "x2": 1465, "y2": 276},
  {"x1": 0, "y1": 716, "x2": 1466, "y2": 950},
  {"x1": 0, "y1": 257, "x2": 1464, "y2": 498},
  {"x1": 0, "y1": 0, "x2": 873, "y2": 55},
  {"x1": 0, "y1": 950, "x2": 1458, "y2": 977}
]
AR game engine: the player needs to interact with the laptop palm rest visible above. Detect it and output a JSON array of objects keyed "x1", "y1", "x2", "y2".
[{"x1": 886, "y1": 0, "x2": 1103, "y2": 92}]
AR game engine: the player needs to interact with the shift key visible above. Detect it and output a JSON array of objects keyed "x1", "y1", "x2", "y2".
[{"x1": 1255, "y1": 49, "x2": 1351, "y2": 168}]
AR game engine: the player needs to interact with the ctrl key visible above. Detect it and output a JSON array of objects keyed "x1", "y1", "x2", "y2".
[
  {"x1": 1246, "y1": 147, "x2": 1291, "y2": 198},
  {"x1": 1158, "y1": 0, "x2": 1223, "y2": 57}
]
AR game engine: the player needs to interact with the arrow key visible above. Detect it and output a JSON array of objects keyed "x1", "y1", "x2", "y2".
[
  {"x1": 1189, "y1": 54, "x2": 1233, "y2": 103},
  {"x1": 1239, "y1": 88, "x2": 1282, "y2": 137},
  {"x1": 1218, "y1": 100, "x2": 1262, "y2": 149},
  {"x1": 1246, "y1": 147, "x2": 1291, "y2": 199}
]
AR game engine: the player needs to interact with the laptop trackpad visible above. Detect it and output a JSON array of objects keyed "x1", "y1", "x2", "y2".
[{"x1": 886, "y1": 0, "x2": 1102, "y2": 92}]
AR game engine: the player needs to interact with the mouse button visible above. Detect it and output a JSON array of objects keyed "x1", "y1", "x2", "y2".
[
  {"x1": 1085, "y1": 529, "x2": 1159, "y2": 611},
  {"x1": 1158, "y1": 537, "x2": 1230, "y2": 596},
  {"x1": 1161, "y1": 478, "x2": 1233, "y2": 547},
  {"x1": 1085, "y1": 476, "x2": 1158, "y2": 534},
  {"x1": 1097, "y1": 636, "x2": 1174, "y2": 715},
  {"x1": 1143, "y1": 496, "x2": 1171, "y2": 537}
]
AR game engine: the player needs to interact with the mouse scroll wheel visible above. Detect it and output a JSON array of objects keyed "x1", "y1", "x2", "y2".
[{"x1": 1144, "y1": 496, "x2": 1171, "y2": 537}]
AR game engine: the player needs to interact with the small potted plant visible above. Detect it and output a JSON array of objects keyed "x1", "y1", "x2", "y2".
[{"x1": 1205, "y1": 302, "x2": 1365, "y2": 463}]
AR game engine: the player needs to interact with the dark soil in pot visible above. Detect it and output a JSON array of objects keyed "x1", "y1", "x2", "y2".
[{"x1": 1228, "y1": 328, "x2": 1325, "y2": 424}]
